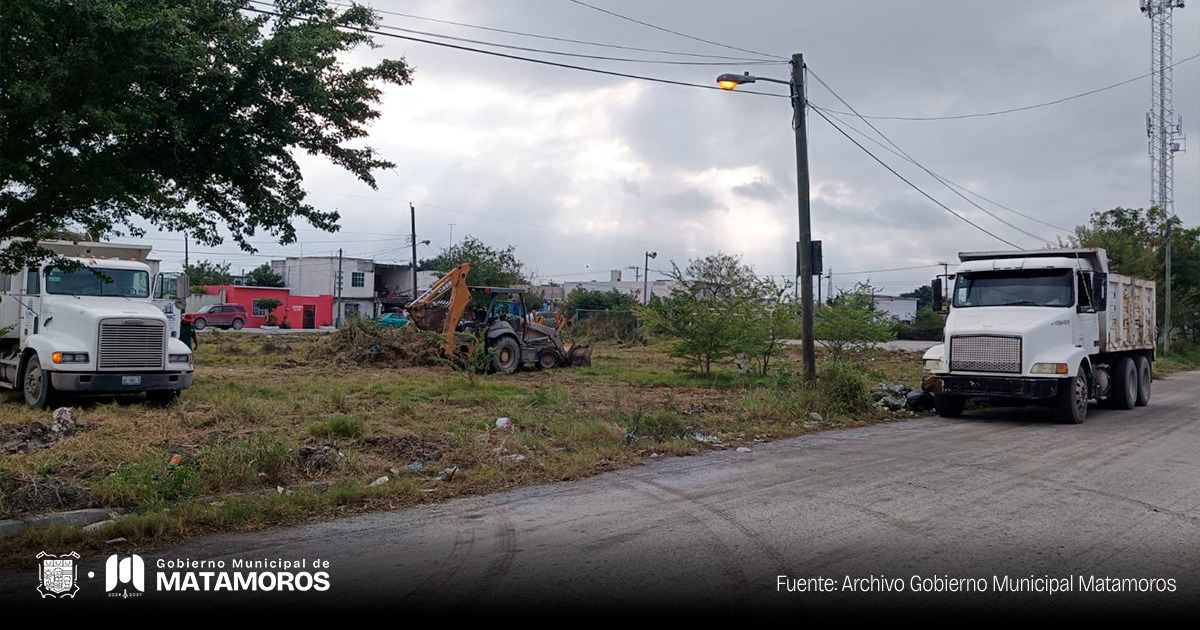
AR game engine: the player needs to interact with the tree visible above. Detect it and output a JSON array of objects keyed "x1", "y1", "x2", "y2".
[
  {"x1": 0, "y1": 0, "x2": 413, "y2": 273},
  {"x1": 420, "y1": 236, "x2": 526, "y2": 289},
  {"x1": 739, "y1": 276, "x2": 801, "y2": 376},
  {"x1": 255, "y1": 298, "x2": 283, "y2": 326},
  {"x1": 814, "y1": 282, "x2": 895, "y2": 359},
  {"x1": 184, "y1": 260, "x2": 233, "y2": 286},
  {"x1": 246, "y1": 263, "x2": 285, "y2": 288},
  {"x1": 641, "y1": 253, "x2": 763, "y2": 375},
  {"x1": 1064, "y1": 207, "x2": 1200, "y2": 343},
  {"x1": 563, "y1": 287, "x2": 638, "y2": 319},
  {"x1": 900, "y1": 285, "x2": 934, "y2": 310}
]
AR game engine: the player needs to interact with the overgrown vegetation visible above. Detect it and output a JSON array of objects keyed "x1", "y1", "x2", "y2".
[
  {"x1": 814, "y1": 282, "x2": 895, "y2": 359},
  {"x1": 0, "y1": 332, "x2": 923, "y2": 561}
]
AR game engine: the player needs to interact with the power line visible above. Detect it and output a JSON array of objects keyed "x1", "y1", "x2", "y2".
[
  {"x1": 808, "y1": 105, "x2": 1021, "y2": 248},
  {"x1": 242, "y1": 5, "x2": 789, "y2": 99},
  {"x1": 811, "y1": 104, "x2": 1073, "y2": 233},
  {"x1": 817, "y1": 52, "x2": 1200, "y2": 121},
  {"x1": 834, "y1": 264, "x2": 945, "y2": 275},
  {"x1": 323, "y1": 0, "x2": 776, "y2": 62},
  {"x1": 565, "y1": 0, "x2": 785, "y2": 60},
  {"x1": 808, "y1": 68, "x2": 1045, "y2": 246}
]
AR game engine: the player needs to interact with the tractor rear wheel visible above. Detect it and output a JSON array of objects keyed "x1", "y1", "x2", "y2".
[{"x1": 490, "y1": 336, "x2": 521, "y2": 374}]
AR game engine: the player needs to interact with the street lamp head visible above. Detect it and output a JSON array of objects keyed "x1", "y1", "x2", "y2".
[
  {"x1": 419, "y1": 239, "x2": 431, "y2": 246},
  {"x1": 716, "y1": 72, "x2": 755, "y2": 90},
  {"x1": 647, "y1": 251, "x2": 657, "y2": 259}
]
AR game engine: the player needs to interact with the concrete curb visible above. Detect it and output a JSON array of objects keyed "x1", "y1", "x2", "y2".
[{"x1": 0, "y1": 508, "x2": 126, "y2": 538}]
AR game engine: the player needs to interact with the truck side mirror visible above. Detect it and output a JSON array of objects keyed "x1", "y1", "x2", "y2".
[
  {"x1": 931, "y1": 278, "x2": 943, "y2": 313},
  {"x1": 1092, "y1": 272, "x2": 1107, "y2": 311}
]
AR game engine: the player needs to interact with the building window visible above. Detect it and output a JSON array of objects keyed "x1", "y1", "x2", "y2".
[
  {"x1": 343, "y1": 302, "x2": 360, "y2": 318},
  {"x1": 252, "y1": 300, "x2": 268, "y2": 317},
  {"x1": 351, "y1": 272, "x2": 365, "y2": 288}
]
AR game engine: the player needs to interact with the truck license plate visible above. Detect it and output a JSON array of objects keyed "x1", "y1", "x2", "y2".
[{"x1": 121, "y1": 375, "x2": 141, "y2": 386}]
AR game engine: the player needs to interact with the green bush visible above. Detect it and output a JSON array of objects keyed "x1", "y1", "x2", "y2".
[
  {"x1": 818, "y1": 360, "x2": 872, "y2": 414},
  {"x1": 307, "y1": 414, "x2": 366, "y2": 439},
  {"x1": 95, "y1": 456, "x2": 200, "y2": 510},
  {"x1": 623, "y1": 410, "x2": 689, "y2": 442}
]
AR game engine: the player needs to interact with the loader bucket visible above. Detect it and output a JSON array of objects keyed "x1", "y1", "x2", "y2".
[
  {"x1": 565, "y1": 344, "x2": 593, "y2": 367},
  {"x1": 408, "y1": 305, "x2": 448, "y2": 332}
]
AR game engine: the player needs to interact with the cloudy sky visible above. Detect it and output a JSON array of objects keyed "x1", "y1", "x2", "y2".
[{"x1": 142, "y1": 0, "x2": 1199, "y2": 296}]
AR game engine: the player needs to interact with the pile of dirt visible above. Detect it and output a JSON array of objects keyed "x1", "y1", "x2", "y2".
[
  {"x1": 1, "y1": 478, "x2": 96, "y2": 517},
  {"x1": 359, "y1": 434, "x2": 447, "y2": 463},
  {"x1": 321, "y1": 319, "x2": 444, "y2": 366},
  {"x1": 0, "y1": 407, "x2": 92, "y2": 455}
]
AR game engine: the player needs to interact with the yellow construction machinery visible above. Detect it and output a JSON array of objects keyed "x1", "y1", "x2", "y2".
[{"x1": 406, "y1": 263, "x2": 592, "y2": 373}]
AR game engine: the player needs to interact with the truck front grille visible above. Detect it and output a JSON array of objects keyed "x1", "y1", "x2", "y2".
[
  {"x1": 98, "y1": 320, "x2": 165, "y2": 370},
  {"x1": 950, "y1": 335, "x2": 1021, "y2": 373}
]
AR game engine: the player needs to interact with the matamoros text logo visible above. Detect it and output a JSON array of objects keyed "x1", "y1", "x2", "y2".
[
  {"x1": 155, "y1": 557, "x2": 331, "y2": 592},
  {"x1": 106, "y1": 554, "x2": 146, "y2": 598}
]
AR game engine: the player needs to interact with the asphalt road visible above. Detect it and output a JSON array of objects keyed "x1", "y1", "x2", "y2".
[{"x1": 4, "y1": 371, "x2": 1198, "y2": 618}]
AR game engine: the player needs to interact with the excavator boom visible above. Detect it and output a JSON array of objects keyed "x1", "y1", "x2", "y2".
[{"x1": 405, "y1": 263, "x2": 472, "y2": 355}]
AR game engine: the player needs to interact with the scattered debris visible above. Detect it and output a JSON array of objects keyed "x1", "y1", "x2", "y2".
[
  {"x1": 276, "y1": 486, "x2": 285, "y2": 495},
  {"x1": 49, "y1": 407, "x2": 79, "y2": 433},
  {"x1": 106, "y1": 537, "x2": 127, "y2": 545},
  {"x1": 650, "y1": 452, "x2": 661, "y2": 458},
  {"x1": 809, "y1": 412, "x2": 823, "y2": 422},
  {"x1": 368, "y1": 475, "x2": 389, "y2": 487},
  {"x1": 83, "y1": 519, "x2": 115, "y2": 532},
  {"x1": 297, "y1": 445, "x2": 343, "y2": 476},
  {"x1": 686, "y1": 432, "x2": 721, "y2": 445},
  {"x1": 736, "y1": 446, "x2": 752, "y2": 453},
  {"x1": 389, "y1": 467, "x2": 401, "y2": 475},
  {"x1": 495, "y1": 417, "x2": 513, "y2": 429},
  {"x1": 420, "y1": 488, "x2": 436, "y2": 493},
  {"x1": 166, "y1": 453, "x2": 183, "y2": 472},
  {"x1": 878, "y1": 396, "x2": 906, "y2": 411},
  {"x1": 322, "y1": 320, "x2": 443, "y2": 366},
  {"x1": 906, "y1": 390, "x2": 935, "y2": 412},
  {"x1": 499, "y1": 454, "x2": 525, "y2": 462},
  {"x1": 406, "y1": 460, "x2": 424, "y2": 471},
  {"x1": 436, "y1": 466, "x2": 459, "y2": 482}
]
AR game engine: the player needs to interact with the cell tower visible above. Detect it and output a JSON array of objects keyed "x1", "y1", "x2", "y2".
[{"x1": 1140, "y1": 0, "x2": 1186, "y2": 349}]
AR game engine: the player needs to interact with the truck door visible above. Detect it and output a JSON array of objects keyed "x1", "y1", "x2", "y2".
[
  {"x1": 20, "y1": 268, "x2": 42, "y2": 342},
  {"x1": 1076, "y1": 271, "x2": 1100, "y2": 352},
  {"x1": 153, "y1": 272, "x2": 189, "y2": 338}
]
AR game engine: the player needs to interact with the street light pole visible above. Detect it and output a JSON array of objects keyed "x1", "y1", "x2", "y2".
[
  {"x1": 716, "y1": 53, "x2": 814, "y2": 381},
  {"x1": 643, "y1": 251, "x2": 657, "y2": 305}
]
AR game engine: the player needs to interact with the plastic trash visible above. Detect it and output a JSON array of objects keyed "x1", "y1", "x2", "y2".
[
  {"x1": 495, "y1": 417, "x2": 512, "y2": 429},
  {"x1": 406, "y1": 460, "x2": 423, "y2": 471}
]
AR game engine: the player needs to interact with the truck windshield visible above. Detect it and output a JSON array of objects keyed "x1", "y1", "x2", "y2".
[
  {"x1": 45, "y1": 267, "x2": 150, "y2": 298},
  {"x1": 953, "y1": 269, "x2": 1073, "y2": 308}
]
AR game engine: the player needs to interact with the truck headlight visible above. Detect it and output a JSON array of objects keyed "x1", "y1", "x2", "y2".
[
  {"x1": 923, "y1": 359, "x2": 945, "y2": 372},
  {"x1": 51, "y1": 352, "x2": 89, "y2": 364},
  {"x1": 168, "y1": 353, "x2": 192, "y2": 364},
  {"x1": 1031, "y1": 363, "x2": 1069, "y2": 374}
]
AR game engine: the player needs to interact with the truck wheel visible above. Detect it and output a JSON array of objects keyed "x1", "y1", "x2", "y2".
[
  {"x1": 231, "y1": 318, "x2": 244, "y2": 330},
  {"x1": 1105, "y1": 357, "x2": 1136, "y2": 410},
  {"x1": 1056, "y1": 373, "x2": 1088, "y2": 424},
  {"x1": 22, "y1": 355, "x2": 55, "y2": 409},
  {"x1": 933, "y1": 394, "x2": 965, "y2": 418},
  {"x1": 1135, "y1": 355, "x2": 1151, "y2": 406},
  {"x1": 146, "y1": 390, "x2": 181, "y2": 406},
  {"x1": 489, "y1": 336, "x2": 520, "y2": 374},
  {"x1": 193, "y1": 317, "x2": 207, "y2": 330}
]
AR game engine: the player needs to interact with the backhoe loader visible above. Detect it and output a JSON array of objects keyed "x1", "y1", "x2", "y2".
[{"x1": 405, "y1": 263, "x2": 592, "y2": 373}]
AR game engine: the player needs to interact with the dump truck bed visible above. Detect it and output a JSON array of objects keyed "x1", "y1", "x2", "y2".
[{"x1": 1102, "y1": 273, "x2": 1156, "y2": 354}]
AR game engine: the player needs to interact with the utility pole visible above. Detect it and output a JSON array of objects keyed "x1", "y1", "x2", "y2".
[
  {"x1": 410, "y1": 203, "x2": 418, "y2": 298},
  {"x1": 448, "y1": 222, "x2": 455, "y2": 249},
  {"x1": 627, "y1": 265, "x2": 641, "y2": 283},
  {"x1": 1141, "y1": 0, "x2": 1186, "y2": 351},
  {"x1": 826, "y1": 268, "x2": 833, "y2": 304},
  {"x1": 184, "y1": 235, "x2": 189, "y2": 270},
  {"x1": 643, "y1": 251, "x2": 657, "y2": 305},
  {"x1": 336, "y1": 248, "x2": 343, "y2": 328},
  {"x1": 792, "y1": 53, "x2": 816, "y2": 382}
]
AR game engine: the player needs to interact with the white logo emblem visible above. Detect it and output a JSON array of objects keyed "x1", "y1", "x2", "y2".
[
  {"x1": 106, "y1": 554, "x2": 146, "y2": 597},
  {"x1": 37, "y1": 551, "x2": 80, "y2": 598}
]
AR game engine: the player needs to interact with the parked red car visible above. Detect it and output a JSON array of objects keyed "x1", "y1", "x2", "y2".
[{"x1": 193, "y1": 303, "x2": 248, "y2": 330}]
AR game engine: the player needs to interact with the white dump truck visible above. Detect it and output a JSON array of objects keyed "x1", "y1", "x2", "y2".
[
  {"x1": 0, "y1": 240, "x2": 193, "y2": 408},
  {"x1": 921, "y1": 248, "x2": 1156, "y2": 424}
]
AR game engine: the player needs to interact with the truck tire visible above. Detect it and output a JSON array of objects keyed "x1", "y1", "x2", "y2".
[
  {"x1": 933, "y1": 394, "x2": 965, "y2": 418},
  {"x1": 1104, "y1": 357, "x2": 1136, "y2": 410},
  {"x1": 1135, "y1": 355, "x2": 1151, "y2": 407},
  {"x1": 22, "y1": 355, "x2": 55, "y2": 409},
  {"x1": 489, "y1": 336, "x2": 520, "y2": 374},
  {"x1": 1056, "y1": 373, "x2": 1088, "y2": 424}
]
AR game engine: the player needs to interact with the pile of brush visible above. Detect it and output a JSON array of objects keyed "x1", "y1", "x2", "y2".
[{"x1": 321, "y1": 318, "x2": 445, "y2": 366}]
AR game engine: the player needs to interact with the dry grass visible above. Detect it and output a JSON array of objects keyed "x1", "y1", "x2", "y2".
[{"x1": 0, "y1": 333, "x2": 925, "y2": 563}]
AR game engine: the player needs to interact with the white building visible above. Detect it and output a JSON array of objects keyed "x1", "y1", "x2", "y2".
[
  {"x1": 270, "y1": 256, "x2": 438, "y2": 320},
  {"x1": 872, "y1": 295, "x2": 919, "y2": 322}
]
